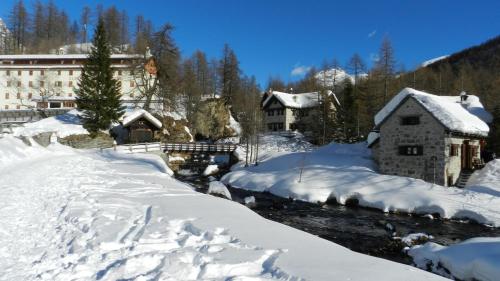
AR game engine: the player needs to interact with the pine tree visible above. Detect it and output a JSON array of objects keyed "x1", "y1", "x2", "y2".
[{"x1": 76, "y1": 18, "x2": 124, "y2": 136}]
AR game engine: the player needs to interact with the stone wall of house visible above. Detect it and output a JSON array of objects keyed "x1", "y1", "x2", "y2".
[{"x1": 377, "y1": 98, "x2": 447, "y2": 185}]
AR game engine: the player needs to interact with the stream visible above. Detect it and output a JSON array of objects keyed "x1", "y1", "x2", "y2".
[{"x1": 175, "y1": 169, "x2": 500, "y2": 266}]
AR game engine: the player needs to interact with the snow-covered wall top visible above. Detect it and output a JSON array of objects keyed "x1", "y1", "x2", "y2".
[
  {"x1": 122, "y1": 109, "x2": 162, "y2": 128},
  {"x1": 263, "y1": 91, "x2": 320, "y2": 109},
  {"x1": 374, "y1": 88, "x2": 490, "y2": 136}
]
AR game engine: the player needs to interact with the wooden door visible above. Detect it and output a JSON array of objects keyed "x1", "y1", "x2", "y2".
[{"x1": 461, "y1": 140, "x2": 473, "y2": 170}]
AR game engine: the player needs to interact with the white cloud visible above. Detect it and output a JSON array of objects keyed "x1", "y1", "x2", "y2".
[
  {"x1": 291, "y1": 65, "x2": 311, "y2": 76},
  {"x1": 368, "y1": 30, "x2": 377, "y2": 38},
  {"x1": 370, "y1": 53, "x2": 380, "y2": 62}
]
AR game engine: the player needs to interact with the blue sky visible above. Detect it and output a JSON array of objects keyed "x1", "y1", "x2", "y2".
[{"x1": 1, "y1": 0, "x2": 499, "y2": 88}]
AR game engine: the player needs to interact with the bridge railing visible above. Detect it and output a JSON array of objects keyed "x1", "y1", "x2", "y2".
[
  {"x1": 163, "y1": 143, "x2": 237, "y2": 153},
  {"x1": 115, "y1": 142, "x2": 163, "y2": 153},
  {"x1": 114, "y1": 142, "x2": 237, "y2": 154}
]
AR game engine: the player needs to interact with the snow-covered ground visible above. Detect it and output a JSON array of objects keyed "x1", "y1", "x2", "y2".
[
  {"x1": 12, "y1": 109, "x2": 88, "y2": 138},
  {"x1": 0, "y1": 135, "x2": 445, "y2": 280},
  {"x1": 408, "y1": 237, "x2": 500, "y2": 281},
  {"x1": 467, "y1": 159, "x2": 500, "y2": 197},
  {"x1": 222, "y1": 138, "x2": 500, "y2": 227}
]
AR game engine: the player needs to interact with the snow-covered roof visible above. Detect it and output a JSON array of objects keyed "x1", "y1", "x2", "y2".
[
  {"x1": 263, "y1": 90, "x2": 339, "y2": 109},
  {"x1": 375, "y1": 88, "x2": 491, "y2": 136},
  {"x1": 367, "y1": 131, "x2": 380, "y2": 147},
  {"x1": 122, "y1": 109, "x2": 162, "y2": 128},
  {"x1": 263, "y1": 91, "x2": 319, "y2": 109}
]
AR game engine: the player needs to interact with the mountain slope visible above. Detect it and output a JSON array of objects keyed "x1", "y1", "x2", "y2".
[{"x1": 425, "y1": 35, "x2": 500, "y2": 72}]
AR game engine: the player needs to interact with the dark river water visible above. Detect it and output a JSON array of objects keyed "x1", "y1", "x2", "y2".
[{"x1": 175, "y1": 170, "x2": 500, "y2": 266}]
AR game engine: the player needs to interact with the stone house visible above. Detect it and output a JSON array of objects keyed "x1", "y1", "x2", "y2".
[
  {"x1": 261, "y1": 90, "x2": 338, "y2": 133},
  {"x1": 368, "y1": 88, "x2": 491, "y2": 187}
]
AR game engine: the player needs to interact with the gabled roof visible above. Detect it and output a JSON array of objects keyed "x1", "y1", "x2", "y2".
[
  {"x1": 122, "y1": 109, "x2": 162, "y2": 128},
  {"x1": 262, "y1": 90, "x2": 339, "y2": 109},
  {"x1": 374, "y1": 88, "x2": 490, "y2": 137}
]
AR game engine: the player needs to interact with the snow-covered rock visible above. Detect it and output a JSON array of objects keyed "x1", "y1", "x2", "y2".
[
  {"x1": 244, "y1": 196, "x2": 256, "y2": 207},
  {"x1": 208, "y1": 181, "x2": 232, "y2": 199},
  {"x1": 408, "y1": 237, "x2": 500, "y2": 281},
  {"x1": 168, "y1": 156, "x2": 185, "y2": 163},
  {"x1": 222, "y1": 141, "x2": 500, "y2": 226},
  {"x1": 203, "y1": 164, "x2": 219, "y2": 176},
  {"x1": 399, "y1": 233, "x2": 434, "y2": 246}
]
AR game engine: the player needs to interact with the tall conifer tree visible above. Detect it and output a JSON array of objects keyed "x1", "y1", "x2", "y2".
[{"x1": 76, "y1": 18, "x2": 124, "y2": 136}]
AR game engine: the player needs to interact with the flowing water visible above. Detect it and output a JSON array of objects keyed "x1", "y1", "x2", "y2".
[{"x1": 175, "y1": 171, "x2": 500, "y2": 265}]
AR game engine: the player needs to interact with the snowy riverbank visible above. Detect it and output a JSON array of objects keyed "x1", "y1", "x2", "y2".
[
  {"x1": 0, "y1": 135, "x2": 443, "y2": 280},
  {"x1": 222, "y1": 140, "x2": 500, "y2": 227}
]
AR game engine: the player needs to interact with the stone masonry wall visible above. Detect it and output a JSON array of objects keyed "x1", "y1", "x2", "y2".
[{"x1": 378, "y1": 98, "x2": 447, "y2": 185}]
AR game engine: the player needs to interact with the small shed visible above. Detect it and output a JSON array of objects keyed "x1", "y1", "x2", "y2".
[{"x1": 122, "y1": 109, "x2": 162, "y2": 143}]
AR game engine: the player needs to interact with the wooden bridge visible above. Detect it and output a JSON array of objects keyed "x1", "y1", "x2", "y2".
[{"x1": 115, "y1": 142, "x2": 237, "y2": 154}]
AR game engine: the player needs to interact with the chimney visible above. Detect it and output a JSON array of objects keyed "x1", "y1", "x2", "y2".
[{"x1": 460, "y1": 91, "x2": 468, "y2": 103}]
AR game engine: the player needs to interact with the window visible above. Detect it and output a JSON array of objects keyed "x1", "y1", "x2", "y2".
[
  {"x1": 17, "y1": 81, "x2": 21, "y2": 87},
  {"x1": 450, "y1": 144, "x2": 460, "y2": 156},
  {"x1": 40, "y1": 70, "x2": 44, "y2": 76},
  {"x1": 4, "y1": 105, "x2": 8, "y2": 109},
  {"x1": 118, "y1": 70, "x2": 122, "y2": 76},
  {"x1": 130, "y1": 93, "x2": 134, "y2": 98},
  {"x1": 16, "y1": 92, "x2": 20, "y2": 99},
  {"x1": 68, "y1": 81, "x2": 73, "y2": 87},
  {"x1": 40, "y1": 81, "x2": 44, "y2": 87},
  {"x1": 29, "y1": 81, "x2": 33, "y2": 87},
  {"x1": 69, "y1": 70, "x2": 73, "y2": 76},
  {"x1": 56, "y1": 92, "x2": 60, "y2": 96},
  {"x1": 7, "y1": 81, "x2": 10, "y2": 87},
  {"x1": 5, "y1": 93, "x2": 9, "y2": 99},
  {"x1": 276, "y1": 109, "x2": 284, "y2": 115},
  {"x1": 398, "y1": 145, "x2": 423, "y2": 156},
  {"x1": 17, "y1": 70, "x2": 21, "y2": 76},
  {"x1": 58, "y1": 70, "x2": 62, "y2": 75},
  {"x1": 56, "y1": 81, "x2": 62, "y2": 87},
  {"x1": 28, "y1": 93, "x2": 32, "y2": 99},
  {"x1": 267, "y1": 110, "x2": 274, "y2": 116},
  {"x1": 401, "y1": 116, "x2": 420, "y2": 125},
  {"x1": 6, "y1": 70, "x2": 10, "y2": 76},
  {"x1": 278, "y1": 123, "x2": 284, "y2": 130},
  {"x1": 130, "y1": 81, "x2": 135, "y2": 87},
  {"x1": 29, "y1": 70, "x2": 33, "y2": 76},
  {"x1": 68, "y1": 92, "x2": 72, "y2": 97},
  {"x1": 16, "y1": 105, "x2": 20, "y2": 109}
]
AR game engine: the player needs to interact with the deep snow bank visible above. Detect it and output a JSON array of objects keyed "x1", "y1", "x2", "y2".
[
  {"x1": 222, "y1": 142, "x2": 500, "y2": 226},
  {"x1": 467, "y1": 159, "x2": 500, "y2": 197},
  {"x1": 408, "y1": 237, "x2": 500, "y2": 281},
  {"x1": 0, "y1": 139, "x2": 444, "y2": 280},
  {"x1": 13, "y1": 109, "x2": 88, "y2": 138}
]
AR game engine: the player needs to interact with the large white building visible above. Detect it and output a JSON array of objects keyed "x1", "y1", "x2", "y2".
[{"x1": 0, "y1": 53, "x2": 154, "y2": 111}]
